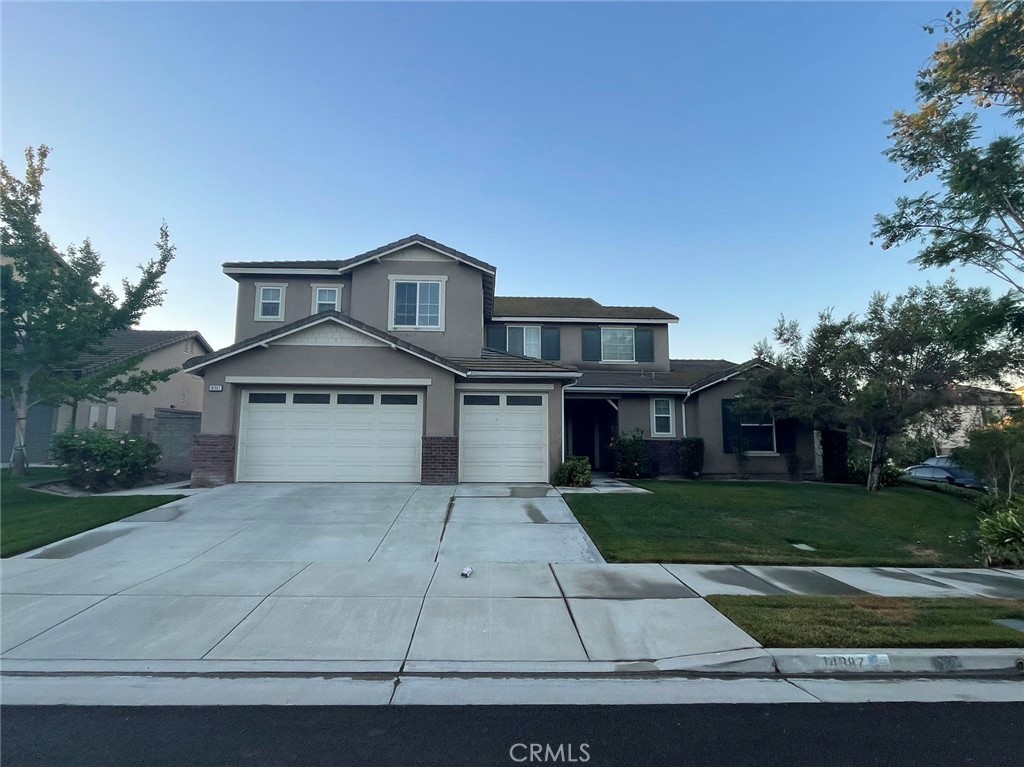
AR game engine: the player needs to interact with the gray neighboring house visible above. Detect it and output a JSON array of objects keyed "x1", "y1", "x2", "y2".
[
  {"x1": 1, "y1": 329, "x2": 212, "y2": 464},
  {"x1": 185, "y1": 234, "x2": 815, "y2": 486}
]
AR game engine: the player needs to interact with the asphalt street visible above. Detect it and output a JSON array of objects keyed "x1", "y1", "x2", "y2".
[{"x1": 2, "y1": 703, "x2": 1022, "y2": 766}]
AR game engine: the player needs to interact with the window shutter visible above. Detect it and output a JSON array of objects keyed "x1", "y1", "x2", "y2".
[
  {"x1": 486, "y1": 325, "x2": 507, "y2": 351},
  {"x1": 635, "y1": 328, "x2": 654, "y2": 362},
  {"x1": 775, "y1": 418, "x2": 796, "y2": 453},
  {"x1": 721, "y1": 399, "x2": 741, "y2": 453},
  {"x1": 541, "y1": 327, "x2": 561, "y2": 360},
  {"x1": 582, "y1": 328, "x2": 601, "y2": 361}
]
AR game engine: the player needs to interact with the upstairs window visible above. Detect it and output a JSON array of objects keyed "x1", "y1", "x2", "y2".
[
  {"x1": 507, "y1": 326, "x2": 542, "y2": 358},
  {"x1": 311, "y1": 285, "x2": 340, "y2": 314},
  {"x1": 256, "y1": 285, "x2": 286, "y2": 321},
  {"x1": 601, "y1": 327, "x2": 635, "y2": 362},
  {"x1": 389, "y1": 276, "x2": 445, "y2": 330}
]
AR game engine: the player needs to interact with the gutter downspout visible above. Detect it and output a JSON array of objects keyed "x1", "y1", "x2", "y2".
[{"x1": 681, "y1": 391, "x2": 691, "y2": 438}]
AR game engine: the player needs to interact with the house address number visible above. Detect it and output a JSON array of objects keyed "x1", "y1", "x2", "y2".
[
  {"x1": 208, "y1": 384, "x2": 224, "y2": 392},
  {"x1": 817, "y1": 653, "x2": 891, "y2": 671}
]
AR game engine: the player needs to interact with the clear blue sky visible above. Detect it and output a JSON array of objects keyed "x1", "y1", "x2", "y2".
[{"x1": 4, "y1": 0, "x2": 1002, "y2": 359}]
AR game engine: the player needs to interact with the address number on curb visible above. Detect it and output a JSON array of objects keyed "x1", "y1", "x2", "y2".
[{"x1": 817, "y1": 653, "x2": 891, "y2": 670}]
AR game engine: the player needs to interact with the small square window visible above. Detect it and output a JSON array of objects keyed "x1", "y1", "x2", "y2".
[
  {"x1": 312, "y1": 286, "x2": 340, "y2": 314},
  {"x1": 256, "y1": 285, "x2": 285, "y2": 320}
]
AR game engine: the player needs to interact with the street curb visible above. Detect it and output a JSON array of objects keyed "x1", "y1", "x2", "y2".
[
  {"x1": 3, "y1": 648, "x2": 1022, "y2": 679},
  {"x1": 768, "y1": 648, "x2": 1024, "y2": 676}
]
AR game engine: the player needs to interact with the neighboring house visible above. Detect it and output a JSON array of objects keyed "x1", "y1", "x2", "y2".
[
  {"x1": 916, "y1": 385, "x2": 1022, "y2": 455},
  {"x1": 185, "y1": 234, "x2": 816, "y2": 486},
  {"x1": 1, "y1": 329, "x2": 212, "y2": 463}
]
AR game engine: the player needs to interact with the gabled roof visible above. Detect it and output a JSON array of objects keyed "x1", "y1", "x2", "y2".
[
  {"x1": 492, "y1": 296, "x2": 678, "y2": 323},
  {"x1": 669, "y1": 358, "x2": 738, "y2": 385},
  {"x1": 571, "y1": 370, "x2": 696, "y2": 392},
  {"x1": 222, "y1": 234, "x2": 498, "y2": 319},
  {"x1": 77, "y1": 330, "x2": 212, "y2": 374},
  {"x1": 183, "y1": 311, "x2": 467, "y2": 375},
  {"x1": 687, "y1": 359, "x2": 771, "y2": 393},
  {"x1": 182, "y1": 312, "x2": 580, "y2": 379}
]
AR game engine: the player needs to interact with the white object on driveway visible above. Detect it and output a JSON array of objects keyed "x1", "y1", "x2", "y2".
[{"x1": 461, "y1": 566, "x2": 474, "y2": 578}]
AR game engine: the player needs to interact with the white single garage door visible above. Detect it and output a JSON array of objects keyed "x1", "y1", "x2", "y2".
[
  {"x1": 237, "y1": 390, "x2": 422, "y2": 482},
  {"x1": 459, "y1": 392, "x2": 548, "y2": 482}
]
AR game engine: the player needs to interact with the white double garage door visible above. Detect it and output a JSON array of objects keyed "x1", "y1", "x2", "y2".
[{"x1": 237, "y1": 389, "x2": 548, "y2": 483}]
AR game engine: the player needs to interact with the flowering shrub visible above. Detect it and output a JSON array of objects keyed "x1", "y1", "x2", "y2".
[
  {"x1": 50, "y1": 428, "x2": 161, "y2": 490},
  {"x1": 610, "y1": 428, "x2": 652, "y2": 479}
]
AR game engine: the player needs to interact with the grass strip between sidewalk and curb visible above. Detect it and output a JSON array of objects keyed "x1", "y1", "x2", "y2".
[
  {"x1": 565, "y1": 480, "x2": 982, "y2": 566},
  {"x1": 707, "y1": 595, "x2": 1024, "y2": 648},
  {"x1": 1, "y1": 469, "x2": 184, "y2": 557}
]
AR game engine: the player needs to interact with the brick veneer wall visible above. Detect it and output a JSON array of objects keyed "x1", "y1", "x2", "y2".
[
  {"x1": 191, "y1": 434, "x2": 236, "y2": 487},
  {"x1": 644, "y1": 439, "x2": 682, "y2": 476},
  {"x1": 422, "y1": 436, "x2": 458, "y2": 484}
]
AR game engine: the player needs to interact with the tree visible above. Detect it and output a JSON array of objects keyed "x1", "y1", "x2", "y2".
[
  {"x1": 745, "y1": 280, "x2": 1024, "y2": 490},
  {"x1": 873, "y1": 1, "x2": 1024, "y2": 294},
  {"x1": 1, "y1": 146, "x2": 175, "y2": 476},
  {"x1": 954, "y1": 410, "x2": 1024, "y2": 499}
]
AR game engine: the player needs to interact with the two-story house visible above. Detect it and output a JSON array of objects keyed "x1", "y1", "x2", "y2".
[{"x1": 184, "y1": 235, "x2": 814, "y2": 486}]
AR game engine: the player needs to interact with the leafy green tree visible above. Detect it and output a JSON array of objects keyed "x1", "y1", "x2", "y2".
[
  {"x1": 746, "y1": 281, "x2": 1023, "y2": 490},
  {"x1": 873, "y1": 1, "x2": 1024, "y2": 293},
  {"x1": 1, "y1": 146, "x2": 175, "y2": 476},
  {"x1": 954, "y1": 410, "x2": 1024, "y2": 499}
]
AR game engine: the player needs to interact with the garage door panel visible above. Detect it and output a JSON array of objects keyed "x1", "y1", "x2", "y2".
[
  {"x1": 460, "y1": 393, "x2": 548, "y2": 483},
  {"x1": 238, "y1": 391, "x2": 422, "y2": 482}
]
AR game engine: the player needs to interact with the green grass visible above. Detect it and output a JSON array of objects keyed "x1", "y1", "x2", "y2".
[
  {"x1": 565, "y1": 480, "x2": 983, "y2": 566},
  {"x1": 1, "y1": 469, "x2": 183, "y2": 557},
  {"x1": 707, "y1": 595, "x2": 1024, "y2": 648}
]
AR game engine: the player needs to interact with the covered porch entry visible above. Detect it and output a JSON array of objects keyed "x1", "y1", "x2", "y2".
[{"x1": 564, "y1": 397, "x2": 618, "y2": 471}]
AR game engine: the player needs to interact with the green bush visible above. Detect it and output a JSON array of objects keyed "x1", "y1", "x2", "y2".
[
  {"x1": 847, "y1": 454, "x2": 901, "y2": 488},
  {"x1": 899, "y1": 477, "x2": 985, "y2": 502},
  {"x1": 552, "y1": 456, "x2": 592, "y2": 487},
  {"x1": 610, "y1": 428, "x2": 652, "y2": 479},
  {"x1": 678, "y1": 438, "x2": 704, "y2": 478},
  {"x1": 979, "y1": 503, "x2": 1024, "y2": 568},
  {"x1": 975, "y1": 494, "x2": 1014, "y2": 516},
  {"x1": 51, "y1": 428, "x2": 161, "y2": 491}
]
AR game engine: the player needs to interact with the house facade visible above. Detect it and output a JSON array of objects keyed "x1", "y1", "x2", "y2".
[
  {"x1": 1, "y1": 329, "x2": 211, "y2": 464},
  {"x1": 185, "y1": 235, "x2": 815, "y2": 486}
]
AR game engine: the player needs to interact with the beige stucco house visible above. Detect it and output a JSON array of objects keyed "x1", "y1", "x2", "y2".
[
  {"x1": 2, "y1": 330, "x2": 211, "y2": 463},
  {"x1": 184, "y1": 235, "x2": 815, "y2": 486}
]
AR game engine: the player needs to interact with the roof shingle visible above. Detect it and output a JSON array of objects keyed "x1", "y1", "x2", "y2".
[
  {"x1": 76, "y1": 330, "x2": 212, "y2": 373},
  {"x1": 493, "y1": 296, "x2": 677, "y2": 321}
]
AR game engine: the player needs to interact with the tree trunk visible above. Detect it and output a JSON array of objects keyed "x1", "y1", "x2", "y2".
[
  {"x1": 9, "y1": 387, "x2": 30, "y2": 477},
  {"x1": 866, "y1": 434, "x2": 889, "y2": 492}
]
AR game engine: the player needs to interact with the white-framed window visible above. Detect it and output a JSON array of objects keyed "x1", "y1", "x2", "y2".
[
  {"x1": 311, "y1": 284, "x2": 341, "y2": 314},
  {"x1": 651, "y1": 397, "x2": 674, "y2": 436},
  {"x1": 88, "y1": 405, "x2": 100, "y2": 428},
  {"x1": 255, "y1": 283, "x2": 286, "y2": 321},
  {"x1": 388, "y1": 275, "x2": 446, "y2": 331},
  {"x1": 507, "y1": 325, "x2": 541, "y2": 358},
  {"x1": 601, "y1": 327, "x2": 635, "y2": 362},
  {"x1": 105, "y1": 406, "x2": 118, "y2": 430},
  {"x1": 740, "y1": 416, "x2": 777, "y2": 454}
]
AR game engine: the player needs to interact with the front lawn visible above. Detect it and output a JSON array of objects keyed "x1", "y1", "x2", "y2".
[
  {"x1": 565, "y1": 480, "x2": 981, "y2": 566},
  {"x1": 707, "y1": 595, "x2": 1024, "y2": 648},
  {"x1": 1, "y1": 469, "x2": 183, "y2": 557}
]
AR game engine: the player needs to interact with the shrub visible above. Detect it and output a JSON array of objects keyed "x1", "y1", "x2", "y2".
[
  {"x1": 678, "y1": 438, "x2": 704, "y2": 478},
  {"x1": 784, "y1": 452, "x2": 802, "y2": 481},
  {"x1": 899, "y1": 477, "x2": 985, "y2": 503},
  {"x1": 847, "y1": 452, "x2": 901, "y2": 488},
  {"x1": 51, "y1": 428, "x2": 161, "y2": 490},
  {"x1": 552, "y1": 456, "x2": 592, "y2": 487},
  {"x1": 975, "y1": 494, "x2": 1013, "y2": 517},
  {"x1": 610, "y1": 428, "x2": 652, "y2": 479},
  {"x1": 979, "y1": 503, "x2": 1024, "y2": 568}
]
